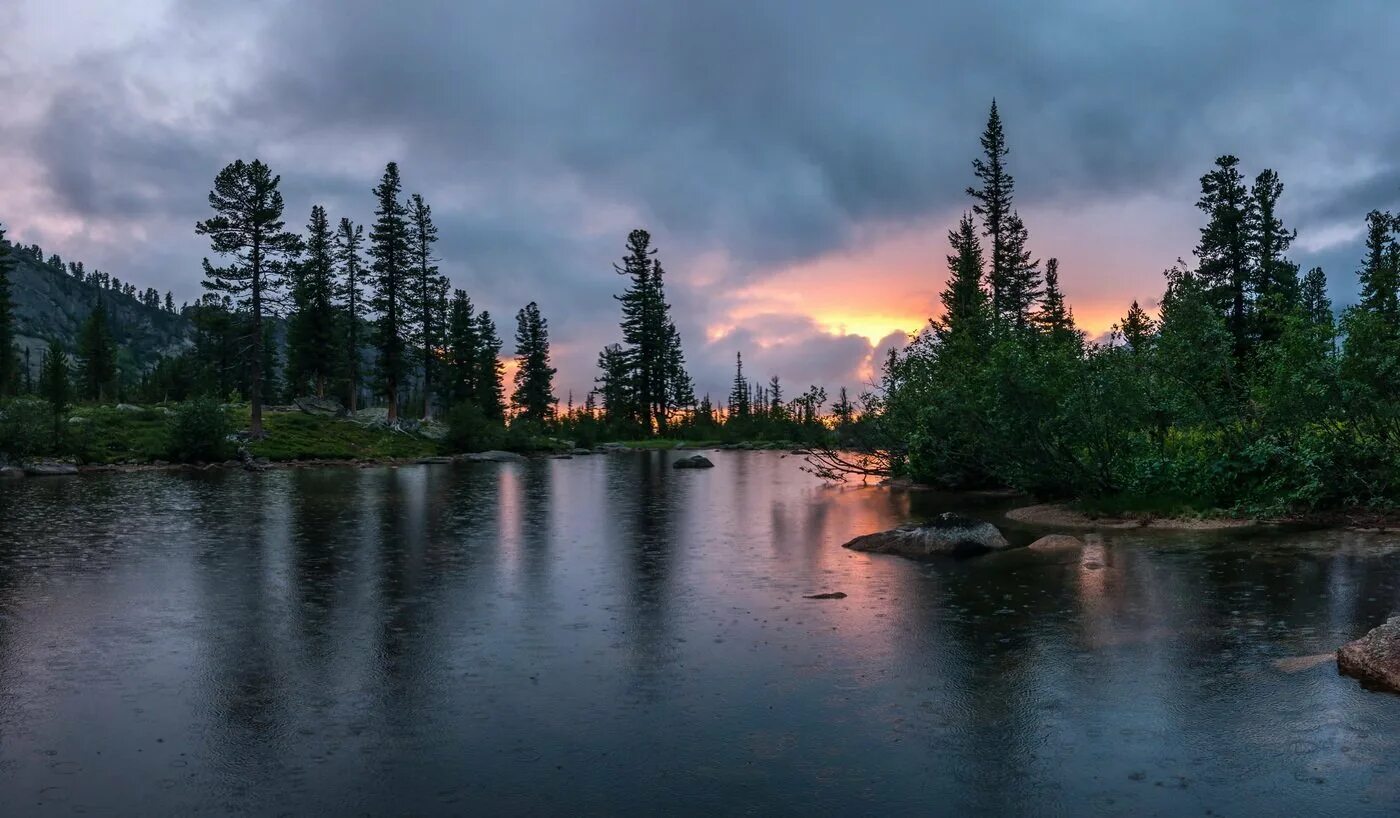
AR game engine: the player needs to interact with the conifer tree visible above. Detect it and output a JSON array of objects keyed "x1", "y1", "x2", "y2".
[
  {"x1": 38, "y1": 339, "x2": 70, "y2": 440},
  {"x1": 368, "y1": 162, "x2": 412, "y2": 422},
  {"x1": 728, "y1": 352, "x2": 750, "y2": 418},
  {"x1": 1195, "y1": 155, "x2": 1254, "y2": 360},
  {"x1": 613, "y1": 230, "x2": 692, "y2": 433},
  {"x1": 0, "y1": 225, "x2": 17, "y2": 395},
  {"x1": 195, "y1": 159, "x2": 300, "y2": 437},
  {"x1": 511, "y1": 302, "x2": 556, "y2": 423},
  {"x1": 474, "y1": 310, "x2": 506, "y2": 420},
  {"x1": 1300, "y1": 267, "x2": 1332, "y2": 328},
  {"x1": 967, "y1": 101, "x2": 1039, "y2": 326},
  {"x1": 1119, "y1": 300, "x2": 1155, "y2": 354},
  {"x1": 407, "y1": 193, "x2": 447, "y2": 419},
  {"x1": 1033, "y1": 257, "x2": 1076, "y2": 345},
  {"x1": 595, "y1": 343, "x2": 633, "y2": 425},
  {"x1": 287, "y1": 205, "x2": 340, "y2": 398},
  {"x1": 1248, "y1": 169, "x2": 1299, "y2": 345},
  {"x1": 336, "y1": 217, "x2": 366, "y2": 411},
  {"x1": 444, "y1": 289, "x2": 480, "y2": 405},
  {"x1": 76, "y1": 301, "x2": 118, "y2": 402},
  {"x1": 1357, "y1": 210, "x2": 1398, "y2": 323}
]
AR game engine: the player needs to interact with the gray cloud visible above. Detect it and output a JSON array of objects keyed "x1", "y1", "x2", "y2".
[{"x1": 4, "y1": 0, "x2": 1400, "y2": 398}]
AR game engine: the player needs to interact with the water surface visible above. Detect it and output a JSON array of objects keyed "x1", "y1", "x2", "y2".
[{"x1": 1, "y1": 451, "x2": 1398, "y2": 815}]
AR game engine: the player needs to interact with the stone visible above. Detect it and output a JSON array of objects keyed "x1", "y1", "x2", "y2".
[
  {"x1": 804, "y1": 592, "x2": 847, "y2": 600},
  {"x1": 416, "y1": 456, "x2": 453, "y2": 464},
  {"x1": 294, "y1": 395, "x2": 346, "y2": 417},
  {"x1": 1338, "y1": 614, "x2": 1400, "y2": 693},
  {"x1": 571, "y1": 448, "x2": 594, "y2": 456},
  {"x1": 23, "y1": 461, "x2": 79, "y2": 476},
  {"x1": 673, "y1": 454, "x2": 715, "y2": 469},
  {"x1": 114, "y1": 403, "x2": 143, "y2": 412},
  {"x1": 459, "y1": 450, "x2": 527, "y2": 463},
  {"x1": 1028, "y1": 534, "x2": 1084, "y2": 551},
  {"x1": 0, "y1": 466, "x2": 24, "y2": 479},
  {"x1": 843, "y1": 513, "x2": 1010, "y2": 559}
]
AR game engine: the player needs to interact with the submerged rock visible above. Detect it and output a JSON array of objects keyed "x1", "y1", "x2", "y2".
[
  {"x1": 843, "y1": 513, "x2": 1010, "y2": 558},
  {"x1": 1028, "y1": 534, "x2": 1085, "y2": 551},
  {"x1": 1338, "y1": 614, "x2": 1400, "y2": 692},
  {"x1": 571, "y1": 448, "x2": 594, "y2": 456},
  {"x1": 803, "y1": 591, "x2": 847, "y2": 600},
  {"x1": 24, "y1": 461, "x2": 78, "y2": 476},
  {"x1": 459, "y1": 450, "x2": 527, "y2": 463},
  {"x1": 673, "y1": 454, "x2": 715, "y2": 469}
]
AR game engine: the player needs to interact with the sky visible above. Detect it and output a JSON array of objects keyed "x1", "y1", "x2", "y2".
[{"x1": 3, "y1": 0, "x2": 1400, "y2": 402}]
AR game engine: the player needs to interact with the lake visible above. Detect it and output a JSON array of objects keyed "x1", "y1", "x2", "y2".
[{"x1": 1, "y1": 450, "x2": 1398, "y2": 815}]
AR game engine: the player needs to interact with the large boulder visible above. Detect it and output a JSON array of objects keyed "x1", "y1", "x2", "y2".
[
  {"x1": 0, "y1": 465, "x2": 24, "y2": 479},
  {"x1": 294, "y1": 395, "x2": 346, "y2": 417},
  {"x1": 673, "y1": 454, "x2": 715, "y2": 469},
  {"x1": 843, "y1": 513, "x2": 1010, "y2": 558},
  {"x1": 1338, "y1": 614, "x2": 1400, "y2": 692},
  {"x1": 24, "y1": 461, "x2": 79, "y2": 476}
]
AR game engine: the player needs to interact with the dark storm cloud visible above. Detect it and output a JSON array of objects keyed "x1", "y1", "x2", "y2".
[{"x1": 7, "y1": 0, "x2": 1400, "y2": 397}]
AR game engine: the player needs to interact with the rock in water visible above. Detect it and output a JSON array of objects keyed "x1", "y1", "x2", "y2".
[
  {"x1": 1338, "y1": 614, "x2": 1400, "y2": 692},
  {"x1": 843, "y1": 513, "x2": 1010, "y2": 558},
  {"x1": 23, "y1": 461, "x2": 79, "y2": 476},
  {"x1": 459, "y1": 450, "x2": 527, "y2": 463},
  {"x1": 1028, "y1": 534, "x2": 1084, "y2": 551},
  {"x1": 804, "y1": 592, "x2": 847, "y2": 599},
  {"x1": 673, "y1": 454, "x2": 715, "y2": 469}
]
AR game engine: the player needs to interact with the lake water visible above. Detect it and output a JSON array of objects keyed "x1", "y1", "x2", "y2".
[{"x1": 1, "y1": 450, "x2": 1398, "y2": 815}]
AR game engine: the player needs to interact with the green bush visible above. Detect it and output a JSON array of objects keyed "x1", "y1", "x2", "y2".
[
  {"x1": 166, "y1": 398, "x2": 233, "y2": 462},
  {"x1": 0, "y1": 398, "x2": 57, "y2": 461},
  {"x1": 445, "y1": 402, "x2": 506, "y2": 453}
]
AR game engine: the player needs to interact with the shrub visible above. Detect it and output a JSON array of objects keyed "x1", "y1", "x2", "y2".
[
  {"x1": 0, "y1": 398, "x2": 56, "y2": 461},
  {"x1": 445, "y1": 402, "x2": 506, "y2": 453},
  {"x1": 167, "y1": 397, "x2": 233, "y2": 462}
]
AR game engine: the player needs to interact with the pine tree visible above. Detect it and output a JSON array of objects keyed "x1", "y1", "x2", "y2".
[
  {"x1": 1119, "y1": 300, "x2": 1155, "y2": 354},
  {"x1": 368, "y1": 162, "x2": 412, "y2": 422},
  {"x1": 728, "y1": 352, "x2": 749, "y2": 418},
  {"x1": 0, "y1": 225, "x2": 17, "y2": 396},
  {"x1": 612, "y1": 229, "x2": 692, "y2": 433},
  {"x1": 444, "y1": 289, "x2": 480, "y2": 406},
  {"x1": 164, "y1": 292, "x2": 175, "y2": 313},
  {"x1": 1033, "y1": 257, "x2": 1076, "y2": 345},
  {"x1": 407, "y1": 193, "x2": 446, "y2": 420},
  {"x1": 1195, "y1": 155, "x2": 1254, "y2": 360},
  {"x1": 936, "y1": 213, "x2": 990, "y2": 348},
  {"x1": 195, "y1": 159, "x2": 300, "y2": 437},
  {"x1": 967, "y1": 101, "x2": 1039, "y2": 326},
  {"x1": 595, "y1": 343, "x2": 634, "y2": 425},
  {"x1": 474, "y1": 310, "x2": 506, "y2": 420},
  {"x1": 336, "y1": 217, "x2": 366, "y2": 412},
  {"x1": 511, "y1": 302, "x2": 556, "y2": 423},
  {"x1": 1300, "y1": 267, "x2": 1332, "y2": 328},
  {"x1": 767, "y1": 375, "x2": 784, "y2": 419},
  {"x1": 76, "y1": 301, "x2": 118, "y2": 402},
  {"x1": 38, "y1": 339, "x2": 70, "y2": 440},
  {"x1": 287, "y1": 205, "x2": 340, "y2": 398},
  {"x1": 1357, "y1": 210, "x2": 1398, "y2": 323},
  {"x1": 1248, "y1": 169, "x2": 1299, "y2": 345}
]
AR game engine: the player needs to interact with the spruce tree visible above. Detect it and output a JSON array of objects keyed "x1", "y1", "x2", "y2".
[
  {"x1": 0, "y1": 225, "x2": 17, "y2": 395},
  {"x1": 936, "y1": 213, "x2": 991, "y2": 347},
  {"x1": 511, "y1": 302, "x2": 556, "y2": 423},
  {"x1": 407, "y1": 193, "x2": 446, "y2": 420},
  {"x1": 287, "y1": 205, "x2": 340, "y2": 398},
  {"x1": 1248, "y1": 169, "x2": 1299, "y2": 345},
  {"x1": 728, "y1": 352, "x2": 749, "y2": 418},
  {"x1": 1195, "y1": 155, "x2": 1254, "y2": 360},
  {"x1": 967, "y1": 101, "x2": 1039, "y2": 326},
  {"x1": 1300, "y1": 267, "x2": 1332, "y2": 328},
  {"x1": 336, "y1": 217, "x2": 366, "y2": 412},
  {"x1": 474, "y1": 310, "x2": 506, "y2": 420},
  {"x1": 1357, "y1": 210, "x2": 1398, "y2": 322},
  {"x1": 1033, "y1": 257, "x2": 1075, "y2": 345},
  {"x1": 38, "y1": 339, "x2": 70, "y2": 441},
  {"x1": 613, "y1": 230, "x2": 692, "y2": 433},
  {"x1": 368, "y1": 162, "x2": 412, "y2": 422},
  {"x1": 195, "y1": 159, "x2": 300, "y2": 437},
  {"x1": 76, "y1": 301, "x2": 118, "y2": 402},
  {"x1": 444, "y1": 289, "x2": 480, "y2": 406},
  {"x1": 1119, "y1": 300, "x2": 1155, "y2": 354},
  {"x1": 595, "y1": 343, "x2": 634, "y2": 425}
]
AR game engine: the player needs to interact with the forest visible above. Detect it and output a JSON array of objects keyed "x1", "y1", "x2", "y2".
[{"x1": 3, "y1": 102, "x2": 1400, "y2": 515}]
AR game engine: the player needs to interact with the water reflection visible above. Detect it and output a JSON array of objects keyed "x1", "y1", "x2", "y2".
[{"x1": 0, "y1": 453, "x2": 1398, "y2": 815}]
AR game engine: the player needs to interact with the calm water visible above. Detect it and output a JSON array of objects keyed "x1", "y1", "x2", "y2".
[{"x1": 1, "y1": 451, "x2": 1398, "y2": 816}]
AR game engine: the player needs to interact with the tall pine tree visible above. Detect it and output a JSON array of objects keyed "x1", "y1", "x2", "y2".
[
  {"x1": 287, "y1": 205, "x2": 340, "y2": 398},
  {"x1": 368, "y1": 162, "x2": 412, "y2": 423},
  {"x1": 76, "y1": 301, "x2": 118, "y2": 402},
  {"x1": 336, "y1": 217, "x2": 366, "y2": 411},
  {"x1": 0, "y1": 224, "x2": 17, "y2": 395},
  {"x1": 967, "y1": 101, "x2": 1040, "y2": 327},
  {"x1": 407, "y1": 193, "x2": 446, "y2": 420},
  {"x1": 511, "y1": 302, "x2": 556, "y2": 423},
  {"x1": 474, "y1": 310, "x2": 506, "y2": 420},
  {"x1": 195, "y1": 159, "x2": 300, "y2": 437},
  {"x1": 1195, "y1": 155, "x2": 1253, "y2": 361}
]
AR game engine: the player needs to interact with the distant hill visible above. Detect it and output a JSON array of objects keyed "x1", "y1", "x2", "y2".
[{"x1": 4, "y1": 244, "x2": 193, "y2": 381}]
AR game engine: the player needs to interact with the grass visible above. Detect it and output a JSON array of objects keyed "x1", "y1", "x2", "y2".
[{"x1": 61, "y1": 404, "x2": 441, "y2": 464}]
